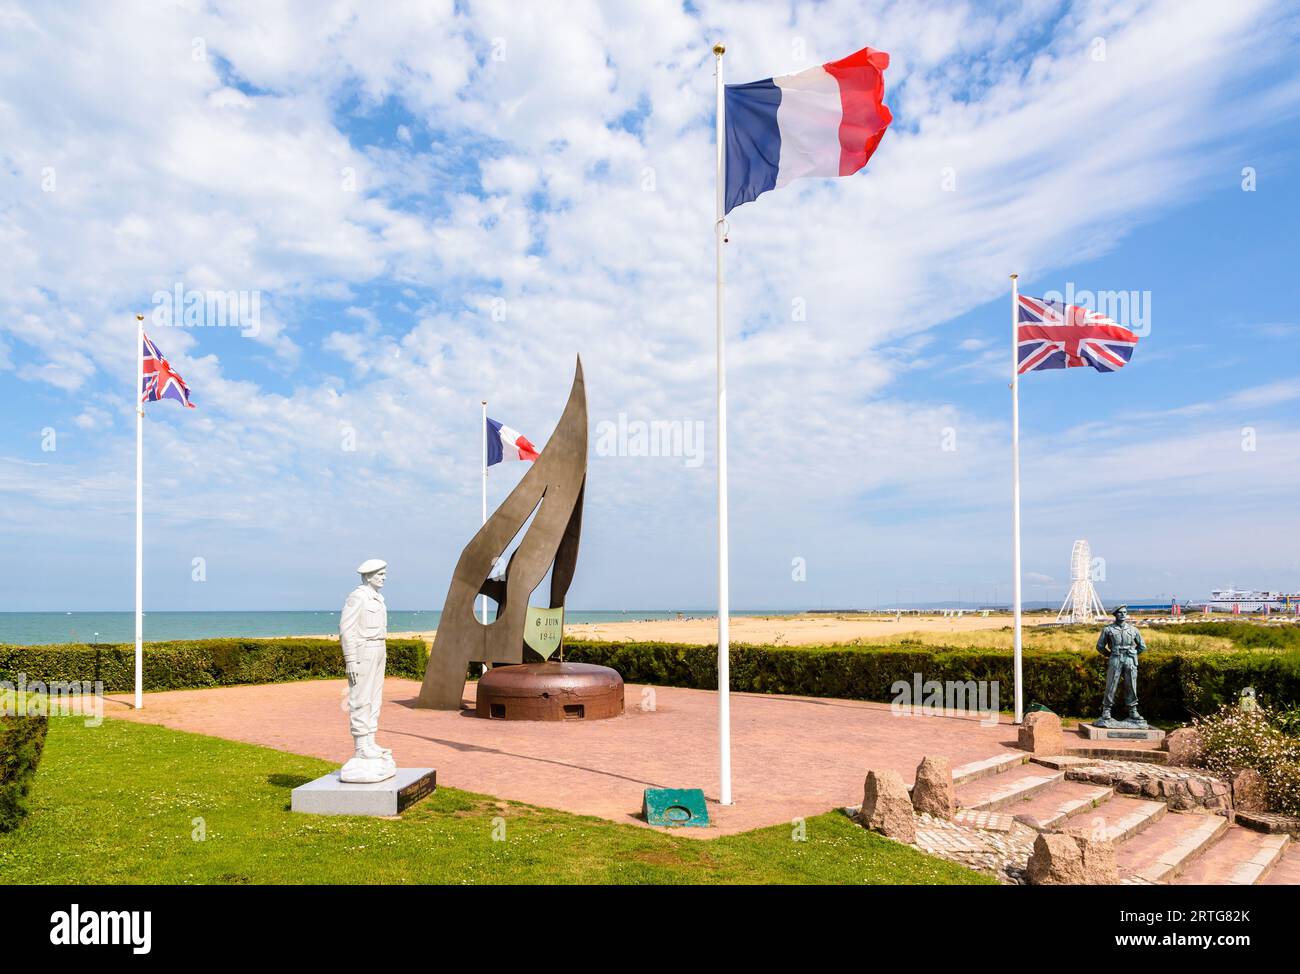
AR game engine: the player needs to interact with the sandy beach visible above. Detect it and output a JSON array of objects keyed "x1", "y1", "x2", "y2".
[{"x1": 366, "y1": 612, "x2": 1044, "y2": 647}]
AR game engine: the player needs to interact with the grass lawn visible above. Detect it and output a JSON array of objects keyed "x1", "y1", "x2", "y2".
[{"x1": 0, "y1": 716, "x2": 993, "y2": 885}]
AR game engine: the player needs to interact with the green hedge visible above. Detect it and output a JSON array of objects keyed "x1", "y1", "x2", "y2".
[
  {"x1": 0, "y1": 638, "x2": 429, "y2": 694},
  {"x1": 563, "y1": 639, "x2": 1300, "y2": 723},
  {"x1": 0, "y1": 713, "x2": 49, "y2": 832}
]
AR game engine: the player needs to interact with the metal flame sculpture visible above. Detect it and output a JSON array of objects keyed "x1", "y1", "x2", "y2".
[{"x1": 415, "y1": 358, "x2": 587, "y2": 709}]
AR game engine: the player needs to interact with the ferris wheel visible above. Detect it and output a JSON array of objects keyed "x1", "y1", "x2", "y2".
[{"x1": 1056, "y1": 539, "x2": 1106, "y2": 623}]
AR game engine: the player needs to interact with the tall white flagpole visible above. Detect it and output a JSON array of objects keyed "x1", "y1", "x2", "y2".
[
  {"x1": 713, "y1": 41, "x2": 733, "y2": 806},
  {"x1": 135, "y1": 313, "x2": 144, "y2": 710},
  {"x1": 1010, "y1": 274, "x2": 1024, "y2": 724},
  {"x1": 480, "y1": 399, "x2": 488, "y2": 625}
]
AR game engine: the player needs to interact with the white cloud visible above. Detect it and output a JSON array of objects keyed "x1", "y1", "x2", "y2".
[{"x1": 1, "y1": 0, "x2": 1298, "y2": 610}]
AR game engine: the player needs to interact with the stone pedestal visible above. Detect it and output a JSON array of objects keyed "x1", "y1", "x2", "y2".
[
  {"x1": 291, "y1": 768, "x2": 437, "y2": 816},
  {"x1": 1077, "y1": 722, "x2": 1166, "y2": 743}
]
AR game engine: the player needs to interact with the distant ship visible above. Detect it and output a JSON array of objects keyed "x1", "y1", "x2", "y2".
[{"x1": 1200, "y1": 587, "x2": 1300, "y2": 612}]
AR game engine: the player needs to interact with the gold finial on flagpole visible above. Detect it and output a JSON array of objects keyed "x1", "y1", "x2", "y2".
[
  {"x1": 136, "y1": 313, "x2": 144, "y2": 320},
  {"x1": 1010, "y1": 273, "x2": 1018, "y2": 280},
  {"x1": 712, "y1": 43, "x2": 725, "y2": 56}
]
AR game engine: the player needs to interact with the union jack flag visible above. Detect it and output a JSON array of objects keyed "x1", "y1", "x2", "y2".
[
  {"x1": 1016, "y1": 295, "x2": 1139, "y2": 375},
  {"x1": 141, "y1": 333, "x2": 196, "y2": 408}
]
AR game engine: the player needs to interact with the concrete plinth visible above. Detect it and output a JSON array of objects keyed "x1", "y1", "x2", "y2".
[
  {"x1": 1077, "y1": 722, "x2": 1166, "y2": 743},
  {"x1": 291, "y1": 768, "x2": 436, "y2": 816}
]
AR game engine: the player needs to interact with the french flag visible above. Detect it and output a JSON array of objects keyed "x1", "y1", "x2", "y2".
[
  {"x1": 725, "y1": 47, "x2": 892, "y2": 213},
  {"x1": 486, "y1": 416, "x2": 538, "y2": 466}
]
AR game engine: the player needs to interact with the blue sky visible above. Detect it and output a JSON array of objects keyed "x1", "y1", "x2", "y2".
[{"x1": 1, "y1": 0, "x2": 1298, "y2": 612}]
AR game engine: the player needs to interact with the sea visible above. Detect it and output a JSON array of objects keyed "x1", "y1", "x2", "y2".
[{"x1": 0, "y1": 610, "x2": 780, "y2": 646}]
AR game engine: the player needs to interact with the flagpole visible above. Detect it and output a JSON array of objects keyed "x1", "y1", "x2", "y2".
[
  {"x1": 134, "y1": 313, "x2": 144, "y2": 710},
  {"x1": 1010, "y1": 274, "x2": 1024, "y2": 724},
  {"x1": 713, "y1": 41, "x2": 733, "y2": 806},
  {"x1": 480, "y1": 399, "x2": 488, "y2": 625}
]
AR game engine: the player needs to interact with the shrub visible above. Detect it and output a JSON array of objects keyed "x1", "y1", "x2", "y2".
[
  {"x1": 0, "y1": 638, "x2": 429, "y2": 694},
  {"x1": 1193, "y1": 704, "x2": 1300, "y2": 816},
  {"x1": 562, "y1": 639, "x2": 1300, "y2": 724},
  {"x1": 0, "y1": 711, "x2": 49, "y2": 832}
]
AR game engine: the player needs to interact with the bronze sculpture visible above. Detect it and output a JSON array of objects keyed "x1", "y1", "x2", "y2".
[
  {"x1": 1095, "y1": 604, "x2": 1148, "y2": 727},
  {"x1": 415, "y1": 357, "x2": 589, "y2": 710}
]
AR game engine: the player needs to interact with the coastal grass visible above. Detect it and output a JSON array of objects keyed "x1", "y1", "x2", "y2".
[
  {"x1": 0, "y1": 715, "x2": 992, "y2": 886},
  {"x1": 843, "y1": 627, "x2": 1237, "y2": 654}
]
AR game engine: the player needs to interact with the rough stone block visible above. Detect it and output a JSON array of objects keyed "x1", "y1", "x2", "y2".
[
  {"x1": 861, "y1": 768, "x2": 916, "y2": 843},
  {"x1": 1026, "y1": 829, "x2": 1119, "y2": 885},
  {"x1": 1164, "y1": 727, "x2": 1204, "y2": 767},
  {"x1": 910, "y1": 755, "x2": 954, "y2": 819},
  {"x1": 1018, "y1": 711, "x2": 1064, "y2": 755},
  {"x1": 1231, "y1": 768, "x2": 1267, "y2": 813}
]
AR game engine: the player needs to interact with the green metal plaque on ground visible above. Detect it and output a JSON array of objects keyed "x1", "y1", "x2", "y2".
[
  {"x1": 643, "y1": 788, "x2": 710, "y2": 828},
  {"x1": 524, "y1": 605, "x2": 564, "y2": 660}
]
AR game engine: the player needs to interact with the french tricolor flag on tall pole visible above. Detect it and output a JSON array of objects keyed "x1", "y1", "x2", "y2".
[
  {"x1": 710, "y1": 43, "x2": 891, "y2": 807},
  {"x1": 724, "y1": 46, "x2": 893, "y2": 213}
]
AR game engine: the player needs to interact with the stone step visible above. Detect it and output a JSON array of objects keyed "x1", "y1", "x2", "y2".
[
  {"x1": 1174, "y1": 828, "x2": 1290, "y2": 886},
  {"x1": 1069, "y1": 794, "x2": 1168, "y2": 843},
  {"x1": 951, "y1": 752, "x2": 1030, "y2": 787},
  {"x1": 1260, "y1": 847, "x2": 1300, "y2": 886},
  {"x1": 1236, "y1": 810, "x2": 1300, "y2": 836},
  {"x1": 1011, "y1": 781, "x2": 1114, "y2": 831},
  {"x1": 1064, "y1": 745, "x2": 1168, "y2": 765},
  {"x1": 955, "y1": 764, "x2": 1065, "y2": 812},
  {"x1": 1116, "y1": 812, "x2": 1229, "y2": 883}
]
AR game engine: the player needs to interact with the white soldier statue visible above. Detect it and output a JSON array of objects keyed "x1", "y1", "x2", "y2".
[
  {"x1": 338, "y1": 559, "x2": 396, "y2": 783},
  {"x1": 1095, "y1": 604, "x2": 1148, "y2": 727}
]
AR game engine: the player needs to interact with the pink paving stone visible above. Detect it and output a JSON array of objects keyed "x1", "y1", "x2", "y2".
[
  {"x1": 1010, "y1": 780, "x2": 1113, "y2": 830},
  {"x1": 101, "y1": 678, "x2": 1021, "y2": 836},
  {"x1": 1175, "y1": 828, "x2": 1289, "y2": 885},
  {"x1": 1260, "y1": 847, "x2": 1300, "y2": 885},
  {"x1": 1115, "y1": 812, "x2": 1227, "y2": 883},
  {"x1": 954, "y1": 763, "x2": 1064, "y2": 812}
]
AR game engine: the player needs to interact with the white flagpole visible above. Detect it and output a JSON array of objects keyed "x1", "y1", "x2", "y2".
[
  {"x1": 480, "y1": 399, "x2": 488, "y2": 625},
  {"x1": 1010, "y1": 274, "x2": 1024, "y2": 724},
  {"x1": 134, "y1": 313, "x2": 144, "y2": 710},
  {"x1": 713, "y1": 41, "x2": 733, "y2": 806}
]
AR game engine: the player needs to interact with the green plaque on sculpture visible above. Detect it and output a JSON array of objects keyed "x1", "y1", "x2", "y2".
[{"x1": 524, "y1": 605, "x2": 564, "y2": 660}]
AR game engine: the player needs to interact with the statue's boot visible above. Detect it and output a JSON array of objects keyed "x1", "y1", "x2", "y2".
[
  {"x1": 1127, "y1": 709, "x2": 1145, "y2": 725},
  {"x1": 1097, "y1": 710, "x2": 1113, "y2": 726},
  {"x1": 357, "y1": 735, "x2": 392, "y2": 760}
]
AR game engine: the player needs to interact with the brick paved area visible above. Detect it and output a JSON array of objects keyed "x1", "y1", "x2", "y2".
[{"x1": 103, "y1": 679, "x2": 1021, "y2": 836}]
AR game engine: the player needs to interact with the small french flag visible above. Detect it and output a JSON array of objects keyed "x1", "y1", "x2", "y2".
[
  {"x1": 486, "y1": 417, "x2": 538, "y2": 466},
  {"x1": 724, "y1": 46, "x2": 892, "y2": 213}
]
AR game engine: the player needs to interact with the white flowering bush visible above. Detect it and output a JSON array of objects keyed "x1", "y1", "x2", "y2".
[{"x1": 1194, "y1": 704, "x2": 1300, "y2": 816}]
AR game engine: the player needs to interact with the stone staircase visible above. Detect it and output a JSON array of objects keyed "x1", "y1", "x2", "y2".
[{"x1": 950, "y1": 753, "x2": 1296, "y2": 885}]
